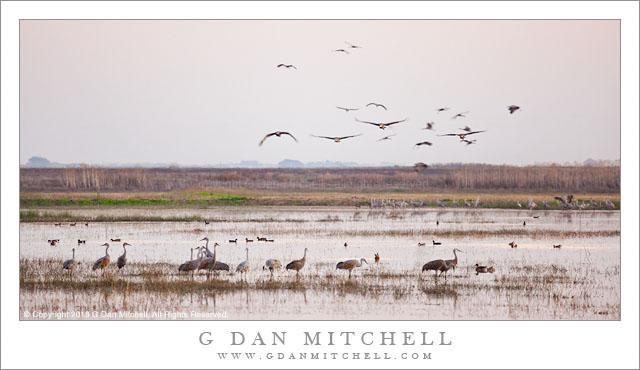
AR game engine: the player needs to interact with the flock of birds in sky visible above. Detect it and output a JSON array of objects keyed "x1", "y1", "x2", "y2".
[{"x1": 260, "y1": 41, "x2": 521, "y2": 150}]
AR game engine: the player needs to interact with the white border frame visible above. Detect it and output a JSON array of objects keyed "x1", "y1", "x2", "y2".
[{"x1": 2, "y1": 2, "x2": 638, "y2": 369}]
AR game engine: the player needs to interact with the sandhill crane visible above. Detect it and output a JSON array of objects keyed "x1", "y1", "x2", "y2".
[
  {"x1": 344, "y1": 41, "x2": 362, "y2": 49},
  {"x1": 414, "y1": 162, "x2": 429, "y2": 172},
  {"x1": 422, "y1": 259, "x2": 455, "y2": 279},
  {"x1": 509, "y1": 241, "x2": 518, "y2": 248},
  {"x1": 259, "y1": 131, "x2": 298, "y2": 146},
  {"x1": 92, "y1": 243, "x2": 111, "y2": 275},
  {"x1": 337, "y1": 106, "x2": 359, "y2": 112},
  {"x1": 236, "y1": 248, "x2": 250, "y2": 279},
  {"x1": 438, "y1": 130, "x2": 486, "y2": 140},
  {"x1": 366, "y1": 102, "x2": 387, "y2": 110},
  {"x1": 378, "y1": 134, "x2": 397, "y2": 141},
  {"x1": 336, "y1": 258, "x2": 368, "y2": 278},
  {"x1": 526, "y1": 199, "x2": 537, "y2": 210},
  {"x1": 451, "y1": 111, "x2": 469, "y2": 119},
  {"x1": 62, "y1": 248, "x2": 76, "y2": 272},
  {"x1": 432, "y1": 240, "x2": 442, "y2": 246},
  {"x1": 178, "y1": 248, "x2": 195, "y2": 272},
  {"x1": 452, "y1": 198, "x2": 459, "y2": 207},
  {"x1": 311, "y1": 134, "x2": 362, "y2": 143},
  {"x1": 332, "y1": 48, "x2": 350, "y2": 54},
  {"x1": 110, "y1": 238, "x2": 121, "y2": 242},
  {"x1": 179, "y1": 247, "x2": 203, "y2": 278},
  {"x1": 277, "y1": 63, "x2": 297, "y2": 69},
  {"x1": 77, "y1": 239, "x2": 86, "y2": 245},
  {"x1": 356, "y1": 117, "x2": 407, "y2": 130},
  {"x1": 444, "y1": 248, "x2": 462, "y2": 270},
  {"x1": 263, "y1": 259, "x2": 282, "y2": 277},
  {"x1": 605, "y1": 199, "x2": 615, "y2": 209},
  {"x1": 542, "y1": 200, "x2": 550, "y2": 208},
  {"x1": 436, "y1": 107, "x2": 450, "y2": 113},
  {"x1": 507, "y1": 105, "x2": 521, "y2": 114},
  {"x1": 286, "y1": 247, "x2": 308, "y2": 276},
  {"x1": 199, "y1": 237, "x2": 215, "y2": 258},
  {"x1": 414, "y1": 141, "x2": 433, "y2": 148},
  {"x1": 201, "y1": 238, "x2": 229, "y2": 273},
  {"x1": 553, "y1": 244, "x2": 562, "y2": 249},
  {"x1": 423, "y1": 122, "x2": 435, "y2": 130},
  {"x1": 374, "y1": 253, "x2": 380, "y2": 264},
  {"x1": 437, "y1": 199, "x2": 447, "y2": 207},
  {"x1": 516, "y1": 200, "x2": 522, "y2": 208},
  {"x1": 48, "y1": 239, "x2": 60, "y2": 246},
  {"x1": 117, "y1": 242, "x2": 131, "y2": 270}
]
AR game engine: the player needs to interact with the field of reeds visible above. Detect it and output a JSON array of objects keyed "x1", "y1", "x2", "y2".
[{"x1": 20, "y1": 165, "x2": 620, "y2": 193}]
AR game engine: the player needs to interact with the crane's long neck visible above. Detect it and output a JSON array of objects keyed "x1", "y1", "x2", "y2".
[
  {"x1": 105, "y1": 245, "x2": 109, "y2": 257},
  {"x1": 72, "y1": 249, "x2": 75, "y2": 259},
  {"x1": 245, "y1": 249, "x2": 249, "y2": 261},
  {"x1": 123, "y1": 245, "x2": 127, "y2": 256},
  {"x1": 204, "y1": 239, "x2": 209, "y2": 249},
  {"x1": 190, "y1": 248, "x2": 194, "y2": 260},
  {"x1": 453, "y1": 249, "x2": 458, "y2": 264}
]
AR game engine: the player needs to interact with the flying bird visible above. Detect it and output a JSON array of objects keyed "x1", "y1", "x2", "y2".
[
  {"x1": 414, "y1": 141, "x2": 432, "y2": 148},
  {"x1": 436, "y1": 107, "x2": 450, "y2": 113},
  {"x1": 414, "y1": 162, "x2": 429, "y2": 172},
  {"x1": 311, "y1": 134, "x2": 362, "y2": 143},
  {"x1": 344, "y1": 41, "x2": 362, "y2": 49},
  {"x1": 355, "y1": 117, "x2": 406, "y2": 130},
  {"x1": 459, "y1": 126, "x2": 472, "y2": 132},
  {"x1": 336, "y1": 106, "x2": 359, "y2": 112},
  {"x1": 438, "y1": 130, "x2": 486, "y2": 140},
  {"x1": 451, "y1": 111, "x2": 469, "y2": 119},
  {"x1": 422, "y1": 122, "x2": 435, "y2": 130},
  {"x1": 277, "y1": 64, "x2": 297, "y2": 69},
  {"x1": 460, "y1": 139, "x2": 477, "y2": 145},
  {"x1": 378, "y1": 134, "x2": 397, "y2": 141},
  {"x1": 332, "y1": 49, "x2": 350, "y2": 54},
  {"x1": 508, "y1": 105, "x2": 521, "y2": 114},
  {"x1": 366, "y1": 102, "x2": 387, "y2": 110},
  {"x1": 259, "y1": 131, "x2": 298, "y2": 146}
]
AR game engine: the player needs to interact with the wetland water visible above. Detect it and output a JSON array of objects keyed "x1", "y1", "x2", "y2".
[{"x1": 20, "y1": 207, "x2": 620, "y2": 320}]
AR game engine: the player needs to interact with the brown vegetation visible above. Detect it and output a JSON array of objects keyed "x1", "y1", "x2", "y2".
[{"x1": 20, "y1": 166, "x2": 620, "y2": 193}]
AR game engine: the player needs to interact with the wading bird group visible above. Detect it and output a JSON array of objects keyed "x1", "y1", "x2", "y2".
[{"x1": 53, "y1": 231, "x2": 552, "y2": 282}]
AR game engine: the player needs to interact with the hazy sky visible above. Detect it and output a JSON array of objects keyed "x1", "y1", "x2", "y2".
[{"x1": 20, "y1": 20, "x2": 620, "y2": 166}]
